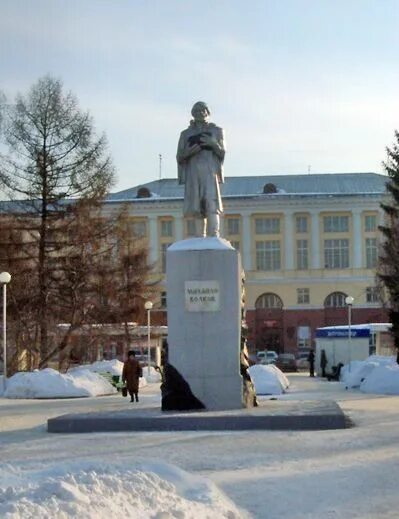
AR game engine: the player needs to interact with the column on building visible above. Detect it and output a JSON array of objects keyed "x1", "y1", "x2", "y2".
[
  {"x1": 241, "y1": 212, "x2": 252, "y2": 271},
  {"x1": 352, "y1": 209, "x2": 362, "y2": 268},
  {"x1": 174, "y1": 215, "x2": 184, "y2": 242},
  {"x1": 378, "y1": 208, "x2": 386, "y2": 245},
  {"x1": 310, "y1": 210, "x2": 321, "y2": 269},
  {"x1": 284, "y1": 210, "x2": 294, "y2": 270},
  {"x1": 148, "y1": 215, "x2": 159, "y2": 265}
]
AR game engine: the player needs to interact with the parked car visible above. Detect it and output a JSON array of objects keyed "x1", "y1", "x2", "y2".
[
  {"x1": 260, "y1": 351, "x2": 278, "y2": 365},
  {"x1": 256, "y1": 351, "x2": 267, "y2": 362},
  {"x1": 296, "y1": 352, "x2": 310, "y2": 370},
  {"x1": 275, "y1": 353, "x2": 298, "y2": 372}
]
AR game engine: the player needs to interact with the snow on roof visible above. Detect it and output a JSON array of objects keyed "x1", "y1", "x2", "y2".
[
  {"x1": 106, "y1": 172, "x2": 387, "y2": 202},
  {"x1": 317, "y1": 323, "x2": 391, "y2": 332}
]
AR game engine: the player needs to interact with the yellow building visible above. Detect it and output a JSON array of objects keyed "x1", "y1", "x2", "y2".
[{"x1": 104, "y1": 173, "x2": 388, "y2": 355}]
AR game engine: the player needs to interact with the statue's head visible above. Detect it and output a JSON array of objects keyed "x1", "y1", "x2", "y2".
[{"x1": 191, "y1": 101, "x2": 210, "y2": 123}]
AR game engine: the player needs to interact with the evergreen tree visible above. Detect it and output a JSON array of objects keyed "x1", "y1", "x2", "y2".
[{"x1": 378, "y1": 130, "x2": 399, "y2": 363}]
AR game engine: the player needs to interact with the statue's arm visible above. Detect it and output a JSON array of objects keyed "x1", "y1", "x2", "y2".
[
  {"x1": 200, "y1": 127, "x2": 225, "y2": 162},
  {"x1": 177, "y1": 131, "x2": 201, "y2": 164},
  {"x1": 214, "y1": 127, "x2": 225, "y2": 162}
]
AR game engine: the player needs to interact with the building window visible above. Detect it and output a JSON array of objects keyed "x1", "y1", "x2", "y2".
[
  {"x1": 366, "y1": 286, "x2": 379, "y2": 303},
  {"x1": 130, "y1": 220, "x2": 147, "y2": 237},
  {"x1": 255, "y1": 293, "x2": 283, "y2": 309},
  {"x1": 256, "y1": 240, "x2": 281, "y2": 271},
  {"x1": 296, "y1": 239, "x2": 308, "y2": 270},
  {"x1": 297, "y1": 288, "x2": 310, "y2": 304},
  {"x1": 323, "y1": 215, "x2": 349, "y2": 233},
  {"x1": 297, "y1": 325, "x2": 311, "y2": 350},
  {"x1": 366, "y1": 238, "x2": 378, "y2": 268},
  {"x1": 226, "y1": 217, "x2": 240, "y2": 235},
  {"x1": 161, "y1": 291, "x2": 167, "y2": 308},
  {"x1": 324, "y1": 239, "x2": 349, "y2": 268},
  {"x1": 263, "y1": 183, "x2": 278, "y2": 194},
  {"x1": 296, "y1": 216, "x2": 308, "y2": 233},
  {"x1": 160, "y1": 220, "x2": 173, "y2": 237},
  {"x1": 160, "y1": 243, "x2": 171, "y2": 273},
  {"x1": 186, "y1": 219, "x2": 196, "y2": 237},
  {"x1": 255, "y1": 217, "x2": 280, "y2": 234},
  {"x1": 365, "y1": 215, "x2": 377, "y2": 232},
  {"x1": 136, "y1": 186, "x2": 151, "y2": 198},
  {"x1": 324, "y1": 292, "x2": 347, "y2": 308},
  {"x1": 230, "y1": 241, "x2": 240, "y2": 251}
]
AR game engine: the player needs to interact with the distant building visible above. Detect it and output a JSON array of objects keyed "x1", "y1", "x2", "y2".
[{"x1": 9, "y1": 172, "x2": 375, "y2": 356}]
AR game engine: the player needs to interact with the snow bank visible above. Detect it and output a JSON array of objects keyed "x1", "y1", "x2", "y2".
[
  {"x1": 3, "y1": 368, "x2": 116, "y2": 399},
  {"x1": 338, "y1": 355, "x2": 399, "y2": 394},
  {"x1": 248, "y1": 364, "x2": 289, "y2": 395},
  {"x1": 360, "y1": 363, "x2": 399, "y2": 394},
  {"x1": 341, "y1": 361, "x2": 379, "y2": 389},
  {"x1": 142, "y1": 365, "x2": 162, "y2": 383},
  {"x1": 77, "y1": 360, "x2": 161, "y2": 384},
  {"x1": 80, "y1": 359, "x2": 124, "y2": 376},
  {"x1": 0, "y1": 460, "x2": 243, "y2": 519}
]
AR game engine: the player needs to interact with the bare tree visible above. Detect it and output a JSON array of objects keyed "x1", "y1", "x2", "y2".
[{"x1": 0, "y1": 76, "x2": 115, "y2": 363}]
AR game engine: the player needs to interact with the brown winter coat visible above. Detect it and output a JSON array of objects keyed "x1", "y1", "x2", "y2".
[{"x1": 122, "y1": 358, "x2": 141, "y2": 394}]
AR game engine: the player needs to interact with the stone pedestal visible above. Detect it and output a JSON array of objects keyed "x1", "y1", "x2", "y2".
[{"x1": 166, "y1": 237, "x2": 244, "y2": 410}]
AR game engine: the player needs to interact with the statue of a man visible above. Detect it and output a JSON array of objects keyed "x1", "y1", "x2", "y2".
[{"x1": 176, "y1": 101, "x2": 225, "y2": 237}]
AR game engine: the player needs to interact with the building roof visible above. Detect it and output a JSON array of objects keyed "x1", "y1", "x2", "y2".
[{"x1": 106, "y1": 172, "x2": 388, "y2": 202}]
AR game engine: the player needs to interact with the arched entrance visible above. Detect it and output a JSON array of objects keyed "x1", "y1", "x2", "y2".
[{"x1": 254, "y1": 293, "x2": 284, "y2": 353}]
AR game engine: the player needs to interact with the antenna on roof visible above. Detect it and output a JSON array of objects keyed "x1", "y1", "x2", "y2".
[
  {"x1": 307, "y1": 165, "x2": 311, "y2": 174},
  {"x1": 159, "y1": 154, "x2": 162, "y2": 180}
]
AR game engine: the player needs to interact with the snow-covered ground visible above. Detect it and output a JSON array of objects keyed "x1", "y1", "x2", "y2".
[{"x1": 1, "y1": 372, "x2": 399, "y2": 517}]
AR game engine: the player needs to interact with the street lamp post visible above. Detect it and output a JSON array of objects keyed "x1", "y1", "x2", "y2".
[
  {"x1": 345, "y1": 296, "x2": 354, "y2": 372},
  {"x1": 144, "y1": 301, "x2": 153, "y2": 376},
  {"x1": 0, "y1": 272, "x2": 11, "y2": 389}
]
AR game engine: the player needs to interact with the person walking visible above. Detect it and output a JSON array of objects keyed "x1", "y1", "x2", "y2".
[
  {"x1": 320, "y1": 349, "x2": 328, "y2": 378},
  {"x1": 307, "y1": 349, "x2": 315, "y2": 377},
  {"x1": 122, "y1": 350, "x2": 142, "y2": 402}
]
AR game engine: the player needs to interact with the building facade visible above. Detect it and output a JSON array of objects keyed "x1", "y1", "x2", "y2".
[{"x1": 104, "y1": 173, "x2": 389, "y2": 355}]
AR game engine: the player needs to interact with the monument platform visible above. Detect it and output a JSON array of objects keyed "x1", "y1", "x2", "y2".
[{"x1": 47, "y1": 400, "x2": 347, "y2": 433}]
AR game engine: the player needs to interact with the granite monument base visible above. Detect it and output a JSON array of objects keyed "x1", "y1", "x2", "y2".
[{"x1": 166, "y1": 237, "x2": 249, "y2": 411}]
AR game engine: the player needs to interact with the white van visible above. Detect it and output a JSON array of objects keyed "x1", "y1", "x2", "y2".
[{"x1": 257, "y1": 350, "x2": 278, "y2": 364}]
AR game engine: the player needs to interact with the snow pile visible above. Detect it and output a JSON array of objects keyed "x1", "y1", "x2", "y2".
[
  {"x1": 0, "y1": 460, "x2": 243, "y2": 519},
  {"x1": 341, "y1": 360, "x2": 379, "y2": 389},
  {"x1": 339, "y1": 355, "x2": 399, "y2": 394},
  {"x1": 248, "y1": 364, "x2": 289, "y2": 395},
  {"x1": 3, "y1": 368, "x2": 116, "y2": 399},
  {"x1": 360, "y1": 363, "x2": 399, "y2": 394},
  {"x1": 78, "y1": 360, "x2": 160, "y2": 384},
  {"x1": 142, "y1": 365, "x2": 162, "y2": 383},
  {"x1": 81, "y1": 359, "x2": 123, "y2": 376}
]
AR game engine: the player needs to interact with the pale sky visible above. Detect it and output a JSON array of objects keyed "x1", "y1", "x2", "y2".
[{"x1": 1, "y1": 0, "x2": 399, "y2": 192}]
